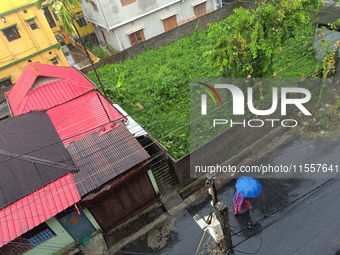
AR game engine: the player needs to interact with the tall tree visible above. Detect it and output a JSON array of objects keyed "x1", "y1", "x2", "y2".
[
  {"x1": 205, "y1": 0, "x2": 322, "y2": 78},
  {"x1": 35, "y1": 0, "x2": 88, "y2": 34}
]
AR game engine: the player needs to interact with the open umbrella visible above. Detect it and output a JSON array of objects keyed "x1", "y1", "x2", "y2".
[{"x1": 236, "y1": 176, "x2": 262, "y2": 198}]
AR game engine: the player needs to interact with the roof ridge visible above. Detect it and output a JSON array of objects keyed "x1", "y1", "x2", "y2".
[
  {"x1": 0, "y1": 149, "x2": 77, "y2": 171},
  {"x1": 28, "y1": 62, "x2": 41, "y2": 77}
]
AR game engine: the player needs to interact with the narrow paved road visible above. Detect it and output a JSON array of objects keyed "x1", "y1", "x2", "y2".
[{"x1": 119, "y1": 136, "x2": 340, "y2": 255}]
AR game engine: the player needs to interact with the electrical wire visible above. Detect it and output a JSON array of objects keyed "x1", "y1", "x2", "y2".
[
  {"x1": 0, "y1": 44, "x2": 333, "y2": 221},
  {"x1": 1, "y1": 2, "x2": 339, "y2": 253}
]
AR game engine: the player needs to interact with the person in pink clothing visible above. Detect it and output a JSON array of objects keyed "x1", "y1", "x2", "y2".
[{"x1": 233, "y1": 190, "x2": 252, "y2": 215}]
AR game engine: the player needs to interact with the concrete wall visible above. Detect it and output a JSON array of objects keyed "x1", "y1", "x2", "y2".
[
  {"x1": 314, "y1": 27, "x2": 340, "y2": 61},
  {"x1": 80, "y1": 1, "x2": 253, "y2": 73},
  {"x1": 104, "y1": 200, "x2": 165, "y2": 248},
  {"x1": 169, "y1": 97, "x2": 298, "y2": 187}
]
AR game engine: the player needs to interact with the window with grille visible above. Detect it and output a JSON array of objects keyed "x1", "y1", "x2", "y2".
[
  {"x1": 51, "y1": 58, "x2": 59, "y2": 65},
  {"x1": 22, "y1": 223, "x2": 55, "y2": 247},
  {"x1": 194, "y1": 2, "x2": 207, "y2": 17},
  {"x1": 90, "y1": 1, "x2": 99, "y2": 12},
  {"x1": 2, "y1": 26, "x2": 21, "y2": 42},
  {"x1": 43, "y1": 7, "x2": 57, "y2": 28},
  {"x1": 27, "y1": 19, "x2": 39, "y2": 30},
  {"x1": 0, "y1": 223, "x2": 55, "y2": 254},
  {"x1": 76, "y1": 16, "x2": 87, "y2": 28},
  {"x1": 120, "y1": 0, "x2": 136, "y2": 6},
  {"x1": 51, "y1": 8, "x2": 59, "y2": 21},
  {"x1": 128, "y1": 30, "x2": 145, "y2": 46}
]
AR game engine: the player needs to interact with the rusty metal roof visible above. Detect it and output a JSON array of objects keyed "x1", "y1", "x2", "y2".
[
  {"x1": 0, "y1": 111, "x2": 74, "y2": 165},
  {"x1": 67, "y1": 122, "x2": 150, "y2": 197},
  {"x1": 0, "y1": 150, "x2": 77, "y2": 210}
]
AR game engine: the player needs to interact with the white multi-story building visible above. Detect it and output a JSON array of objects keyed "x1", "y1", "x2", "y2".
[{"x1": 80, "y1": 0, "x2": 218, "y2": 51}]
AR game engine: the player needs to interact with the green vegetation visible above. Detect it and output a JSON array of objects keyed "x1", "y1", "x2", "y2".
[
  {"x1": 84, "y1": 43, "x2": 111, "y2": 59},
  {"x1": 87, "y1": 5, "x2": 323, "y2": 159},
  {"x1": 205, "y1": 0, "x2": 321, "y2": 78}
]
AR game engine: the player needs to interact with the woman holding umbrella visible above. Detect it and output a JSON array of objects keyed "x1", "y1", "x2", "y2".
[{"x1": 233, "y1": 176, "x2": 262, "y2": 215}]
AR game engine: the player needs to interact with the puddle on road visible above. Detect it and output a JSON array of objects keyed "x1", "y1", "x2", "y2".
[{"x1": 147, "y1": 218, "x2": 176, "y2": 250}]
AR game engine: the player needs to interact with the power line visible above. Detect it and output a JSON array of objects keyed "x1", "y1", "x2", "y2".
[{"x1": 0, "y1": 45, "x2": 329, "y2": 207}]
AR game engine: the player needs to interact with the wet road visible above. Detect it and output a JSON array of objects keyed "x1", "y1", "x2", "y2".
[{"x1": 119, "y1": 136, "x2": 340, "y2": 255}]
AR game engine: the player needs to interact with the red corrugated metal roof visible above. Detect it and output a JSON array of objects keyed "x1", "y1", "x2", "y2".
[
  {"x1": 0, "y1": 173, "x2": 80, "y2": 248},
  {"x1": 7, "y1": 63, "x2": 95, "y2": 116},
  {"x1": 47, "y1": 91, "x2": 126, "y2": 146},
  {"x1": 16, "y1": 79, "x2": 93, "y2": 115}
]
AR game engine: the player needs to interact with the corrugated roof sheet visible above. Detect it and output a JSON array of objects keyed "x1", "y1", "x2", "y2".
[
  {"x1": 0, "y1": 111, "x2": 74, "y2": 165},
  {"x1": 7, "y1": 63, "x2": 95, "y2": 116},
  {"x1": 0, "y1": 173, "x2": 80, "y2": 248},
  {"x1": 47, "y1": 91, "x2": 126, "y2": 146},
  {"x1": 0, "y1": 150, "x2": 77, "y2": 210},
  {"x1": 317, "y1": 9, "x2": 340, "y2": 25},
  {"x1": 67, "y1": 123, "x2": 150, "y2": 197},
  {"x1": 113, "y1": 104, "x2": 148, "y2": 137},
  {"x1": 15, "y1": 79, "x2": 93, "y2": 115}
]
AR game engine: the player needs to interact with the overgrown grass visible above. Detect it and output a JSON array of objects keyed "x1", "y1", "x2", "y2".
[{"x1": 87, "y1": 20, "x2": 320, "y2": 159}]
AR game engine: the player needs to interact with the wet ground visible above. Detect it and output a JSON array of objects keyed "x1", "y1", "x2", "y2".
[
  {"x1": 62, "y1": 45, "x2": 91, "y2": 69},
  {"x1": 118, "y1": 135, "x2": 340, "y2": 255}
]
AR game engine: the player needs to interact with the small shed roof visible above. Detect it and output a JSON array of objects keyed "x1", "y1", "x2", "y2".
[
  {"x1": 7, "y1": 63, "x2": 95, "y2": 116},
  {"x1": 67, "y1": 122, "x2": 150, "y2": 197}
]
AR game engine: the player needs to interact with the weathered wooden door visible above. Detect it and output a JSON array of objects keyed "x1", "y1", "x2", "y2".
[
  {"x1": 163, "y1": 16, "x2": 178, "y2": 32},
  {"x1": 88, "y1": 171, "x2": 157, "y2": 231}
]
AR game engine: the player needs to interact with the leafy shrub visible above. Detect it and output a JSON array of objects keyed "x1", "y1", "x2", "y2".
[{"x1": 87, "y1": 19, "x2": 319, "y2": 159}]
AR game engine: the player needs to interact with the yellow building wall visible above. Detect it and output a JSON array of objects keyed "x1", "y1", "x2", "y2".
[
  {"x1": 54, "y1": 2, "x2": 95, "y2": 39},
  {"x1": 70, "y1": 4, "x2": 95, "y2": 38},
  {"x1": 0, "y1": 0, "x2": 68, "y2": 84}
]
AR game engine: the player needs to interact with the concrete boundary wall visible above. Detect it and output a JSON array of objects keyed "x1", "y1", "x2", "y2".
[
  {"x1": 169, "y1": 99, "x2": 298, "y2": 187},
  {"x1": 80, "y1": 1, "x2": 255, "y2": 74}
]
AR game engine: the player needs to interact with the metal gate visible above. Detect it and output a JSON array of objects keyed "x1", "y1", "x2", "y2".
[{"x1": 149, "y1": 152, "x2": 175, "y2": 191}]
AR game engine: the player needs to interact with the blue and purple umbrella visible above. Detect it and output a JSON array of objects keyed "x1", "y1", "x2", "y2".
[{"x1": 236, "y1": 176, "x2": 262, "y2": 198}]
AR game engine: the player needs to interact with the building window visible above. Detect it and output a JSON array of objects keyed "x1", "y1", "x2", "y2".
[
  {"x1": 90, "y1": 1, "x2": 99, "y2": 12},
  {"x1": 27, "y1": 19, "x2": 39, "y2": 30},
  {"x1": 0, "y1": 77, "x2": 12, "y2": 87},
  {"x1": 76, "y1": 16, "x2": 87, "y2": 28},
  {"x1": 120, "y1": 0, "x2": 136, "y2": 6},
  {"x1": 2, "y1": 26, "x2": 21, "y2": 42},
  {"x1": 194, "y1": 2, "x2": 207, "y2": 17},
  {"x1": 128, "y1": 30, "x2": 145, "y2": 46},
  {"x1": 51, "y1": 57, "x2": 59, "y2": 65},
  {"x1": 22, "y1": 223, "x2": 55, "y2": 247},
  {"x1": 43, "y1": 7, "x2": 57, "y2": 28},
  {"x1": 0, "y1": 223, "x2": 55, "y2": 254},
  {"x1": 162, "y1": 15, "x2": 178, "y2": 32},
  {"x1": 51, "y1": 8, "x2": 59, "y2": 21}
]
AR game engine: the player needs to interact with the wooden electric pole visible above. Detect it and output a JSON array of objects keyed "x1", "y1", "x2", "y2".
[{"x1": 206, "y1": 178, "x2": 235, "y2": 255}]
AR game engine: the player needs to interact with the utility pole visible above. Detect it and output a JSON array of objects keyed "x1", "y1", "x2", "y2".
[
  {"x1": 206, "y1": 178, "x2": 234, "y2": 255},
  {"x1": 73, "y1": 21, "x2": 106, "y2": 95}
]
